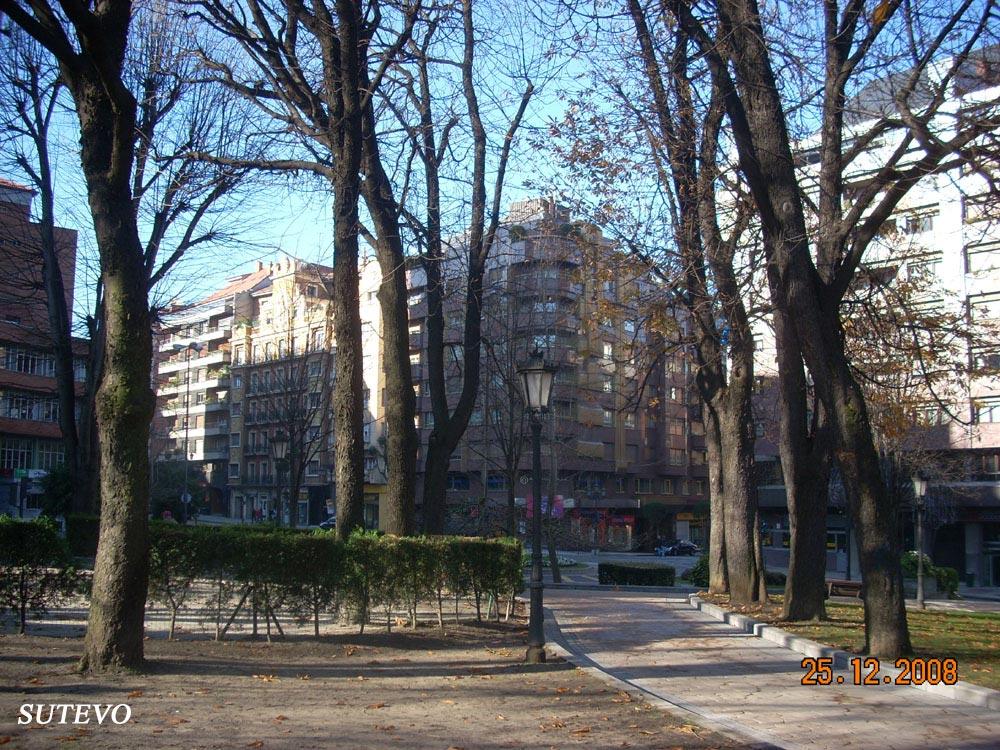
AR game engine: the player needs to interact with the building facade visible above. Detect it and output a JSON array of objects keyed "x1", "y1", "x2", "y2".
[
  {"x1": 406, "y1": 197, "x2": 707, "y2": 548},
  {"x1": 0, "y1": 179, "x2": 85, "y2": 517}
]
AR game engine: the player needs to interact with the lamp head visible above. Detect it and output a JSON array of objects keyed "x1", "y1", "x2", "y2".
[
  {"x1": 517, "y1": 348, "x2": 556, "y2": 413},
  {"x1": 271, "y1": 430, "x2": 289, "y2": 461}
]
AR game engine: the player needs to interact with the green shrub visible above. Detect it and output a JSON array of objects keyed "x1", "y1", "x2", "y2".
[
  {"x1": 0, "y1": 515, "x2": 81, "y2": 634},
  {"x1": 65, "y1": 513, "x2": 100, "y2": 558},
  {"x1": 765, "y1": 570, "x2": 787, "y2": 587},
  {"x1": 135, "y1": 526, "x2": 525, "y2": 637},
  {"x1": 934, "y1": 566, "x2": 959, "y2": 598},
  {"x1": 682, "y1": 553, "x2": 710, "y2": 587},
  {"x1": 148, "y1": 523, "x2": 214, "y2": 639},
  {"x1": 901, "y1": 551, "x2": 959, "y2": 598},
  {"x1": 598, "y1": 562, "x2": 675, "y2": 586}
]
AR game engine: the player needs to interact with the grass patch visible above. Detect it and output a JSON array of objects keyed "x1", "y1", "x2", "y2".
[{"x1": 700, "y1": 593, "x2": 1000, "y2": 691}]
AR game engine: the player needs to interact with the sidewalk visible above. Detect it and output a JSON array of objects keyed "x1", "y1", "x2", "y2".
[{"x1": 544, "y1": 589, "x2": 1000, "y2": 750}]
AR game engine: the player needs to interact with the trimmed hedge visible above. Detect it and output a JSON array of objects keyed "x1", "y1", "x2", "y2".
[
  {"x1": 0, "y1": 515, "x2": 82, "y2": 633},
  {"x1": 145, "y1": 524, "x2": 523, "y2": 637},
  {"x1": 598, "y1": 562, "x2": 675, "y2": 586},
  {"x1": 901, "y1": 550, "x2": 959, "y2": 598},
  {"x1": 65, "y1": 513, "x2": 101, "y2": 558}
]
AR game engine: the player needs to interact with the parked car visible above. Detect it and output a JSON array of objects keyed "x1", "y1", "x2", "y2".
[
  {"x1": 319, "y1": 516, "x2": 336, "y2": 531},
  {"x1": 655, "y1": 540, "x2": 700, "y2": 556}
]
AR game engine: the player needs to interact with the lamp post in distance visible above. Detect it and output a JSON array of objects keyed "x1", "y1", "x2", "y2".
[
  {"x1": 271, "y1": 429, "x2": 289, "y2": 526},
  {"x1": 517, "y1": 348, "x2": 556, "y2": 664},
  {"x1": 172, "y1": 341, "x2": 203, "y2": 524},
  {"x1": 911, "y1": 474, "x2": 928, "y2": 610}
]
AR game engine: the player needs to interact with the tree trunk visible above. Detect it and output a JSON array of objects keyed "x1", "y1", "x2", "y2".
[
  {"x1": 716, "y1": 386, "x2": 760, "y2": 604},
  {"x1": 704, "y1": 409, "x2": 728, "y2": 594},
  {"x1": 60, "y1": 56, "x2": 154, "y2": 672},
  {"x1": 330, "y1": 0, "x2": 367, "y2": 539},
  {"x1": 360, "y1": 164, "x2": 417, "y2": 536},
  {"x1": 773, "y1": 297, "x2": 832, "y2": 621}
]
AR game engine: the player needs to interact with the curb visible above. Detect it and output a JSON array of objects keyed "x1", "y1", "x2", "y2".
[
  {"x1": 543, "y1": 608, "x2": 790, "y2": 750},
  {"x1": 688, "y1": 594, "x2": 1000, "y2": 711}
]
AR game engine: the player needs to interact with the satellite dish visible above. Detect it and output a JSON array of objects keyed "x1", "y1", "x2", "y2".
[{"x1": 520, "y1": 476, "x2": 530, "y2": 485}]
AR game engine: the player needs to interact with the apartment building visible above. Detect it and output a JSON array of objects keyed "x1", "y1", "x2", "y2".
[
  {"x1": 406, "y1": 197, "x2": 707, "y2": 548},
  {"x1": 0, "y1": 179, "x2": 86, "y2": 517},
  {"x1": 153, "y1": 266, "x2": 264, "y2": 515},
  {"x1": 751, "y1": 47, "x2": 1000, "y2": 584}
]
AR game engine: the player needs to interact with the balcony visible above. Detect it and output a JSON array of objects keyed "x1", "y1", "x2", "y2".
[
  {"x1": 158, "y1": 324, "x2": 233, "y2": 353},
  {"x1": 168, "y1": 422, "x2": 229, "y2": 439},
  {"x1": 159, "y1": 400, "x2": 227, "y2": 417},
  {"x1": 158, "y1": 349, "x2": 229, "y2": 375}
]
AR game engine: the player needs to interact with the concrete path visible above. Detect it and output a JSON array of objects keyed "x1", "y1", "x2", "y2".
[{"x1": 544, "y1": 589, "x2": 1000, "y2": 750}]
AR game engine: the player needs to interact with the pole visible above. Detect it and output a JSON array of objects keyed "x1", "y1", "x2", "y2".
[
  {"x1": 526, "y1": 413, "x2": 546, "y2": 663},
  {"x1": 916, "y1": 502, "x2": 925, "y2": 610},
  {"x1": 182, "y1": 345, "x2": 192, "y2": 525}
]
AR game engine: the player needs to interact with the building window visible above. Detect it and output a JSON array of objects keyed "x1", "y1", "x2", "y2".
[
  {"x1": 615, "y1": 476, "x2": 626, "y2": 493},
  {"x1": 974, "y1": 397, "x2": 1000, "y2": 424},
  {"x1": 231, "y1": 401, "x2": 242, "y2": 417},
  {"x1": 306, "y1": 459, "x2": 320, "y2": 477},
  {"x1": 624, "y1": 412, "x2": 635, "y2": 429},
  {"x1": 669, "y1": 419, "x2": 685, "y2": 436},
  {"x1": 904, "y1": 212, "x2": 935, "y2": 234},
  {"x1": 669, "y1": 448, "x2": 685, "y2": 465},
  {"x1": 603, "y1": 342, "x2": 613, "y2": 360},
  {"x1": 602, "y1": 374, "x2": 613, "y2": 393},
  {"x1": 2, "y1": 392, "x2": 60, "y2": 422},
  {"x1": 447, "y1": 473, "x2": 470, "y2": 491},
  {"x1": 603, "y1": 409, "x2": 613, "y2": 427},
  {"x1": 309, "y1": 392, "x2": 321, "y2": 409},
  {"x1": 409, "y1": 352, "x2": 421, "y2": 365},
  {"x1": 660, "y1": 478, "x2": 673, "y2": 494},
  {"x1": 623, "y1": 319, "x2": 636, "y2": 335},
  {"x1": 306, "y1": 284, "x2": 318, "y2": 297},
  {"x1": 229, "y1": 462, "x2": 240, "y2": 478},
  {"x1": 637, "y1": 477, "x2": 652, "y2": 494},
  {"x1": 230, "y1": 432, "x2": 241, "y2": 448},
  {"x1": 487, "y1": 473, "x2": 508, "y2": 491},
  {"x1": 0, "y1": 437, "x2": 31, "y2": 469},
  {"x1": 2, "y1": 346, "x2": 56, "y2": 377},
  {"x1": 974, "y1": 453, "x2": 1000, "y2": 480},
  {"x1": 38, "y1": 441, "x2": 64, "y2": 470},
  {"x1": 669, "y1": 386, "x2": 681, "y2": 401}
]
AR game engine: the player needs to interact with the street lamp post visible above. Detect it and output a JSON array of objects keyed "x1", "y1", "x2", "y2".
[
  {"x1": 173, "y1": 341, "x2": 203, "y2": 524},
  {"x1": 271, "y1": 430, "x2": 289, "y2": 526},
  {"x1": 912, "y1": 474, "x2": 928, "y2": 610},
  {"x1": 517, "y1": 349, "x2": 556, "y2": 664}
]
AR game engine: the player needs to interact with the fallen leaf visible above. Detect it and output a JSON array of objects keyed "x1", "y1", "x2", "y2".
[
  {"x1": 365, "y1": 703, "x2": 387, "y2": 710},
  {"x1": 246, "y1": 742, "x2": 263, "y2": 749},
  {"x1": 441, "y1": 699, "x2": 456, "y2": 705},
  {"x1": 298, "y1": 674, "x2": 311, "y2": 680},
  {"x1": 570, "y1": 727, "x2": 592, "y2": 735},
  {"x1": 0, "y1": 738, "x2": 12, "y2": 746},
  {"x1": 274, "y1": 715, "x2": 288, "y2": 722},
  {"x1": 127, "y1": 690, "x2": 144, "y2": 698},
  {"x1": 252, "y1": 674, "x2": 278, "y2": 682},
  {"x1": 495, "y1": 714, "x2": 507, "y2": 721}
]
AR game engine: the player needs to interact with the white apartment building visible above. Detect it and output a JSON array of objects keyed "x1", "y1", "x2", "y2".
[{"x1": 752, "y1": 46, "x2": 1000, "y2": 585}]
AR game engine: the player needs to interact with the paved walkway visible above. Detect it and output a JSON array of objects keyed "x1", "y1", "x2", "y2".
[{"x1": 544, "y1": 590, "x2": 1000, "y2": 749}]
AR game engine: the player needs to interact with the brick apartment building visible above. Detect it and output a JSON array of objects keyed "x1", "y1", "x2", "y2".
[{"x1": 0, "y1": 179, "x2": 86, "y2": 517}]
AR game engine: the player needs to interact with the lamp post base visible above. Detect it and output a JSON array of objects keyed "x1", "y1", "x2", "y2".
[{"x1": 525, "y1": 644, "x2": 547, "y2": 664}]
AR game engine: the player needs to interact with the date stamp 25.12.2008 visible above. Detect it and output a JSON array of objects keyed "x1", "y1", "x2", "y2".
[{"x1": 800, "y1": 656, "x2": 958, "y2": 686}]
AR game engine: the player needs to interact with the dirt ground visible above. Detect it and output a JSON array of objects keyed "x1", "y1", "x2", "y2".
[{"x1": 1, "y1": 620, "x2": 744, "y2": 749}]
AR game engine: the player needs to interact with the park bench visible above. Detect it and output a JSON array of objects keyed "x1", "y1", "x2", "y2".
[{"x1": 826, "y1": 579, "x2": 862, "y2": 598}]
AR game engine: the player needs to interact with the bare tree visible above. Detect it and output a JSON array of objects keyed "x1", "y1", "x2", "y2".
[
  {"x1": 0, "y1": 0, "x2": 157, "y2": 671},
  {"x1": 669, "y1": 0, "x2": 999, "y2": 655},
  {"x1": 371, "y1": 0, "x2": 536, "y2": 533},
  {"x1": 183, "y1": 0, "x2": 423, "y2": 536}
]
